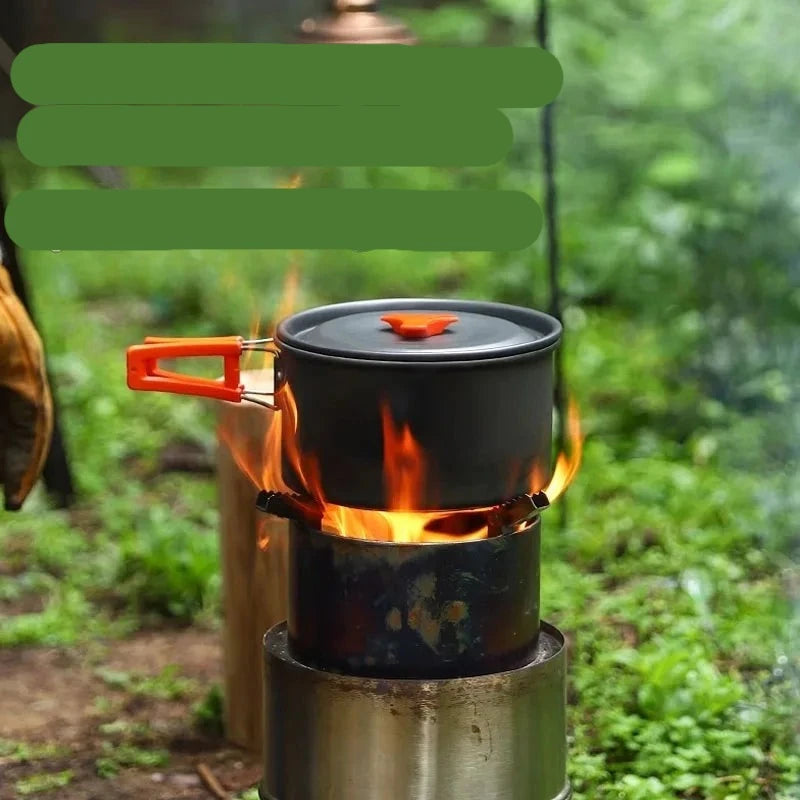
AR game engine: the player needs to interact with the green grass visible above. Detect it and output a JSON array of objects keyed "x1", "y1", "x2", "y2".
[
  {"x1": 14, "y1": 770, "x2": 75, "y2": 796},
  {"x1": 95, "y1": 664, "x2": 198, "y2": 700},
  {"x1": 0, "y1": 143, "x2": 797, "y2": 799},
  {"x1": 0, "y1": 740, "x2": 71, "y2": 765},
  {"x1": 95, "y1": 742, "x2": 170, "y2": 779}
]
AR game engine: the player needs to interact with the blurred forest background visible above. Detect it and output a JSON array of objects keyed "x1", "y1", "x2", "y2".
[{"x1": 0, "y1": 1, "x2": 798, "y2": 799}]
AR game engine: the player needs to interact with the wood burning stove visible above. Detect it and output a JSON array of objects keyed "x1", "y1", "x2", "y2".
[
  {"x1": 282, "y1": 516, "x2": 543, "y2": 679},
  {"x1": 126, "y1": 298, "x2": 572, "y2": 799}
]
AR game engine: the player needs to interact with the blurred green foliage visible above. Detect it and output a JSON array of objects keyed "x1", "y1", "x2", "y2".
[
  {"x1": 0, "y1": 0, "x2": 798, "y2": 796},
  {"x1": 193, "y1": 683, "x2": 226, "y2": 739},
  {"x1": 14, "y1": 769, "x2": 74, "y2": 796},
  {"x1": 94, "y1": 742, "x2": 170, "y2": 779}
]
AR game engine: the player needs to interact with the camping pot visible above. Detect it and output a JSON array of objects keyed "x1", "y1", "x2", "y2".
[{"x1": 126, "y1": 298, "x2": 561, "y2": 510}]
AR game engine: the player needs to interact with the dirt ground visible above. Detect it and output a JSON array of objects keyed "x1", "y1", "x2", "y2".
[{"x1": 0, "y1": 630, "x2": 261, "y2": 800}]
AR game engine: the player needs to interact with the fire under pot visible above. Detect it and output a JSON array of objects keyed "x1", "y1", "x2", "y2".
[{"x1": 126, "y1": 298, "x2": 572, "y2": 800}]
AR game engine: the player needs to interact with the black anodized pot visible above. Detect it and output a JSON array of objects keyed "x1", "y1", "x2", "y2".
[{"x1": 273, "y1": 298, "x2": 561, "y2": 511}]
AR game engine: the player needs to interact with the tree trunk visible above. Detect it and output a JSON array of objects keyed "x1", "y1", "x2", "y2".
[{"x1": 216, "y1": 370, "x2": 288, "y2": 753}]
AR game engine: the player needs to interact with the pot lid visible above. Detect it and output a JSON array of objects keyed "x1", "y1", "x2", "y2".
[{"x1": 276, "y1": 299, "x2": 561, "y2": 362}]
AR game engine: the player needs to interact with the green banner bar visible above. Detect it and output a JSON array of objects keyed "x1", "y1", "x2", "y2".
[
  {"x1": 11, "y1": 44, "x2": 562, "y2": 108},
  {"x1": 5, "y1": 189, "x2": 542, "y2": 252},
  {"x1": 18, "y1": 106, "x2": 512, "y2": 167}
]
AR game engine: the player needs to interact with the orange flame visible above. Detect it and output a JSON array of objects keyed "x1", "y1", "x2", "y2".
[
  {"x1": 224, "y1": 371, "x2": 584, "y2": 542},
  {"x1": 221, "y1": 261, "x2": 584, "y2": 541},
  {"x1": 543, "y1": 398, "x2": 583, "y2": 503},
  {"x1": 381, "y1": 404, "x2": 426, "y2": 511},
  {"x1": 271, "y1": 262, "x2": 299, "y2": 339},
  {"x1": 281, "y1": 173, "x2": 303, "y2": 190},
  {"x1": 267, "y1": 388, "x2": 445, "y2": 542},
  {"x1": 257, "y1": 518, "x2": 271, "y2": 551},
  {"x1": 241, "y1": 307, "x2": 264, "y2": 371},
  {"x1": 234, "y1": 387, "x2": 582, "y2": 542},
  {"x1": 242, "y1": 173, "x2": 303, "y2": 371}
]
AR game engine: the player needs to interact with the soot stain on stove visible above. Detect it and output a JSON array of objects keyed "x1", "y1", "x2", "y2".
[
  {"x1": 406, "y1": 573, "x2": 441, "y2": 652},
  {"x1": 404, "y1": 573, "x2": 473, "y2": 656}
]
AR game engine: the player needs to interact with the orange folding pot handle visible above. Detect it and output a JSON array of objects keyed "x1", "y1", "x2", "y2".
[{"x1": 126, "y1": 336, "x2": 277, "y2": 408}]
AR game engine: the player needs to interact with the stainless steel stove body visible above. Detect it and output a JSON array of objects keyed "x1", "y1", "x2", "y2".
[{"x1": 260, "y1": 619, "x2": 569, "y2": 800}]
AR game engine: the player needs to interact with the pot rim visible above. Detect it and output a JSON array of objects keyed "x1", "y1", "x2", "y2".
[
  {"x1": 274, "y1": 338, "x2": 561, "y2": 369},
  {"x1": 275, "y1": 298, "x2": 562, "y2": 364}
]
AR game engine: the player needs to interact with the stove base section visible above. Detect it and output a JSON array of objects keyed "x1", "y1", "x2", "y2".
[{"x1": 261, "y1": 621, "x2": 569, "y2": 800}]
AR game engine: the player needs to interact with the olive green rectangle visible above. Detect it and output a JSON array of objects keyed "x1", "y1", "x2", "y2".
[
  {"x1": 5, "y1": 189, "x2": 542, "y2": 251},
  {"x1": 11, "y1": 43, "x2": 562, "y2": 108},
  {"x1": 18, "y1": 106, "x2": 512, "y2": 167}
]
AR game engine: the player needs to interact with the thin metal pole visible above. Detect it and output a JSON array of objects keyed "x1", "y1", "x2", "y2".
[{"x1": 536, "y1": 0, "x2": 567, "y2": 524}]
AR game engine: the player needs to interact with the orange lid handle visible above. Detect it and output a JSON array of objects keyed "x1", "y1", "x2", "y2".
[
  {"x1": 126, "y1": 336, "x2": 245, "y2": 402},
  {"x1": 381, "y1": 313, "x2": 459, "y2": 339}
]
